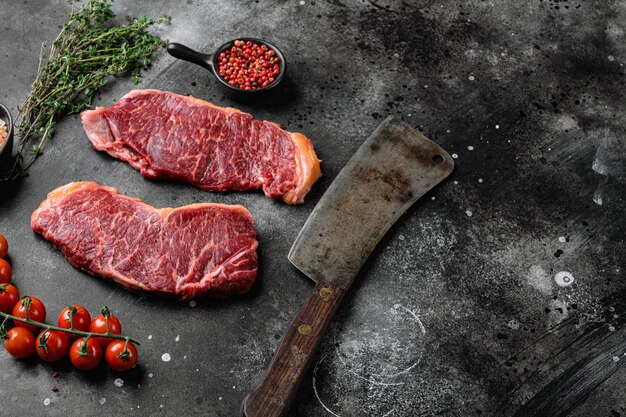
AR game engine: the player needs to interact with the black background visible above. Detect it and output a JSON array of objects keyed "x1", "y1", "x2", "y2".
[{"x1": 1, "y1": 1, "x2": 625, "y2": 416}]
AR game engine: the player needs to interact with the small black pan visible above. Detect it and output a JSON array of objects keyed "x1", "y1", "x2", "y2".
[
  {"x1": 167, "y1": 38, "x2": 287, "y2": 102},
  {"x1": 0, "y1": 103, "x2": 14, "y2": 176}
]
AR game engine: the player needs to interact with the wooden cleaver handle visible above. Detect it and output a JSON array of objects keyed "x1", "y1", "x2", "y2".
[{"x1": 240, "y1": 281, "x2": 345, "y2": 417}]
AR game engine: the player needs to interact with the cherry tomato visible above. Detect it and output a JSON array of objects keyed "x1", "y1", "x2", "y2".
[
  {"x1": 36, "y1": 330, "x2": 70, "y2": 362},
  {"x1": 4, "y1": 327, "x2": 36, "y2": 358},
  {"x1": 0, "y1": 284, "x2": 19, "y2": 313},
  {"x1": 69, "y1": 337, "x2": 102, "y2": 371},
  {"x1": 89, "y1": 309, "x2": 122, "y2": 347},
  {"x1": 0, "y1": 259, "x2": 11, "y2": 284},
  {"x1": 0, "y1": 234, "x2": 7, "y2": 259},
  {"x1": 58, "y1": 305, "x2": 91, "y2": 338},
  {"x1": 12, "y1": 296, "x2": 46, "y2": 332},
  {"x1": 105, "y1": 340, "x2": 138, "y2": 371}
]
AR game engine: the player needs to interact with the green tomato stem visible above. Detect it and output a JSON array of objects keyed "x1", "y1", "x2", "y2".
[{"x1": 0, "y1": 311, "x2": 140, "y2": 345}]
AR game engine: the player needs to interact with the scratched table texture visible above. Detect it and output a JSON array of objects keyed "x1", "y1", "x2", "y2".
[{"x1": 1, "y1": 0, "x2": 625, "y2": 416}]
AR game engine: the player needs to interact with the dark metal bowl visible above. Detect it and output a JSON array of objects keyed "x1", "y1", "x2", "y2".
[
  {"x1": 167, "y1": 38, "x2": 287, "y2": 102},
  {"x1": 0, "y1": 103, "x2": 14, "y2": 176}
]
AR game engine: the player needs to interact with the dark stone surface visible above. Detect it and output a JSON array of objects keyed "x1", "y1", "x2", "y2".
[{"x1": 1, "y1": 1, "x2": 626, "y2": 416}]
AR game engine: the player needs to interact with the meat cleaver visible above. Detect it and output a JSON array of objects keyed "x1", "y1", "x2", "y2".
[{"x1": 240, "y1": 116, "x2": 454, "y2": 417}]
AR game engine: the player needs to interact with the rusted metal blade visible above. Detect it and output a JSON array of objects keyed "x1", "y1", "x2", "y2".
[{"x1": 288, "y1": 116, "x2": 454, "y2": 289}]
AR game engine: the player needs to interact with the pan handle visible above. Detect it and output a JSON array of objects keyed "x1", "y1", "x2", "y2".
[
  {"x1": 240, "y1": 281, "x2": 345, "y2": 417},
  {"x1": 166, "y1": 42, "x2": 213, "y2": 72}
]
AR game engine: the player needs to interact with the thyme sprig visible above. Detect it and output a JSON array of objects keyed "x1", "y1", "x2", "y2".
[{"x1": 4, "y1": 0, "x2": 170, "y2": 180}]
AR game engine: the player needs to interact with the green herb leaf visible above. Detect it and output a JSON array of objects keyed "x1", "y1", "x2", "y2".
[{"x1": 3, "y1": 0, "x2": 169, "y2": 181}]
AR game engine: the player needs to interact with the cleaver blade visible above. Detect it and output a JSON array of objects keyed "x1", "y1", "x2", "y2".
[{"x1": 289, "y1": 115, "x2": 454, "y2": 287}]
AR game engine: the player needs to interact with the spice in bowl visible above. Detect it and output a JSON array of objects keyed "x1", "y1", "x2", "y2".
[
  {"x1": 0, "y1": 120, "x2": 7, "y2": 148},
  {"x1": 217, "y1": 40, "x2": 281, "y2": 90}
]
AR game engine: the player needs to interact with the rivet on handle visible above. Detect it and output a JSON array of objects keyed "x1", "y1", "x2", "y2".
[
  {"x1": 319, "y1": 287, "x2": 334, "y2": 300},
  {"x1": 298, "y1": 323, "x2": 312, "y2": 336}
]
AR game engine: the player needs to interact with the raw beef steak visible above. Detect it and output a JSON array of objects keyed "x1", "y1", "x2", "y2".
[
  {"x1": 31, "y1": 182, "x2": 258, "y2": 300},
  {"x1": 81, "y1": 89, "x2": 321, "y2": 204}
]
